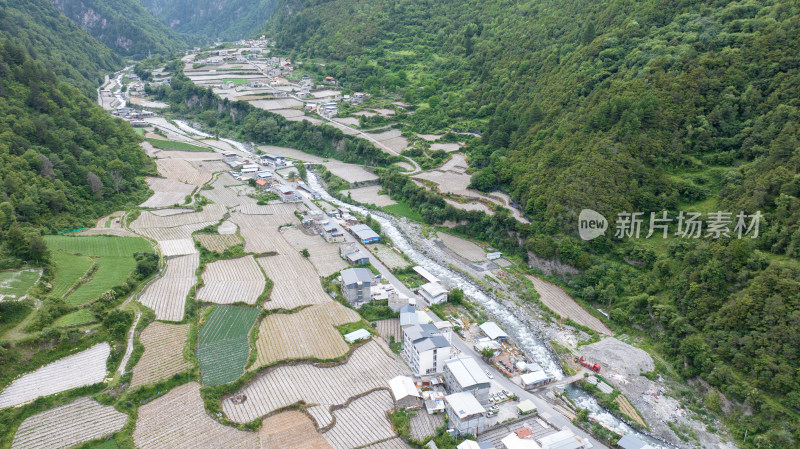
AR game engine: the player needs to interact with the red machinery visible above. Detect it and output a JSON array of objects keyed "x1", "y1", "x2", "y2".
[{"x1": 575, "y1": 356, "x2": 601, "y2": 372}]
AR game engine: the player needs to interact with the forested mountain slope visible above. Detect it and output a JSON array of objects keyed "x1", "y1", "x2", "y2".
[
  {"x1": 50, "y1": 0, "x2": 185, "y2": 57},
  {"x1": 139, "y1": 0, "x2": 279, "y2": 44},
  {"x1": 0, "y1": 0, "x2": 122, "y2": 96},
  {"x1": 265, "y1": 1, "x2": 800, "y2": 446},
  {"x1": 0, "y1": 34, "x2": 152, "y2": 267}
]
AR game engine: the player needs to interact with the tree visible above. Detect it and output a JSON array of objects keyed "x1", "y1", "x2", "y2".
[
  {"x1": 450, "y1": 288, "x2": 464, "y2": 305},
  {"x1": 87, "y1": 172, "x2": 103, "y2": 199},
  {"x1": 480, "y1": 347, "x2": 494, "y2": 359},
  {"x1": 297, "y1": 162, "x2": 308, "y2": 181},
  {"x1": 301, "y1": 248, "x2": 310, "y2": 258}
]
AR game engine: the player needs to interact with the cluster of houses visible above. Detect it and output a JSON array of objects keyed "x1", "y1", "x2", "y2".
[
  {"x1": 111, "y1": 107, "x2": 155, "y2": 126},
  {"x1": 412, "y1": 266, "x2": 450, "y2": 305}
]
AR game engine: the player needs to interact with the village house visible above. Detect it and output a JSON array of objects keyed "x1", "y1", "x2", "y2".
[
  {"x1": 402, "y1": 323, "x2": 452, "y2": 376},
  {"x1": 389, "y1": 376, "x2": 423, "y2": 410},
  {"x1": 350, "y1": 224, "x2": 380, "y2": 244},
  {"x1": 445, "y1": 392, "x2": 486, "y2": 436},
  {"x1": 272, "y1": 184, "x2": 300, "y2": 202},
  {"x1": 340, "y1": 267, "x2": 374, "y2": 307},
  {"x1": 419, "y1": 282, "x2": 448, "y2": 305},
  {"x1": 443, "y1": 356, "x2": 491, "y2": 405},
  {"x1": 323, "y1": 223, "x2": 345, "y2": 243}
]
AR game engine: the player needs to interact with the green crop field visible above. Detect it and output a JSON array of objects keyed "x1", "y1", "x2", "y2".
[
  {"x1": 45, "y1": 236, "x2": 152, "y2": 305},
  {"x1": 221, "y1": 78, "x2": 250, "y2": 85},
  {"x1": 0, "y1": 268, "x2": 40, "y2": 300},
  {"x1": 88, "y1": 439, "x2": 120, "y2": 449},
  {"x1": 50, "y1": 253, "x2": 93, "y2": 298},
  {"x1": 145, "y1": 138, "x2": 210, "y2": 152},
  {"x1": 197, "y1": 306, "x2": 260, "y2": 386},
  {"x1": 53, "y1": 309, "x2": 96, "y2": 327}
]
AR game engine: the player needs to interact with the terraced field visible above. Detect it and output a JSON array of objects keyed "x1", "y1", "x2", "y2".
[
  {"x1": 280, "y1": 228, "x2": 347, "y2": 277},
  {"x1": 252, "y1": 302, "x2": 360, "y2": 368},
  {"x1": 133, "y1": 382, "x2": 259, "y2": 449},
  {"x1": 155, "y1": 158, "x2": 212, "y2": 186},
  {"x1": 0, "y1": 268, "x2": 40, "y2": 301},
  {"x1": 10, "y1": 397, "x2": 128, "y2": 449},
  {"x1": 131, "y1": 323, "x2": 191, "y2": 388},
  {"x1": 195, "y1": 234, "x2": 242, "y2": 253},
  {"x1": 258, "y1": 411, "x2": 332, "y2": 449},
  {"x1": 45, "y1": 236, "x2": 153, "y2": 306},
  {"x1": 322, "y1": 390, "x2": 395, "y2": 449},
  {"x1": 141, "y1": 177, "x2": 195, "y2": 208},
  {"x1": 222, "y1": 340, "x2": 409, "y2": 425},
  {"x1": 0, "y1": 343, "x2": 110, "y2": 408},
  {"x1": 528, "y1": 275, "x2": 612, "y2": 336},
  {"x1": 137, "y1": 254, "x2": 198, "y2": 322},
  {"x1": 197, "y1": 256, "x2": 266, "y2": 305},
  {"x1": 197, "y1": 306, "x2": 260, "y2": 386},
  {"x1": 53, "y1": 309, "x2": 96, "y2": 328},
  {"x1": 257, "y1": 255, "x2": 331, "y2": 310}
]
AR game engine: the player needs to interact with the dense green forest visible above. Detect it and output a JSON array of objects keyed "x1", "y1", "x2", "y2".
[
  {"x1": 51, "y1": 0, "x2": 185, "y2": 57},
  {"x1": 138, "y1": 0, "x2": 279, "y2": 44},
  {"x1": 0, "y1": 0, "x2": 122, "y2": 97},
  {"x1": 0, "y1": 38, "x2": 153, "y2": 267},
  {"x1": 264, "y1": 0, "x2": 800, "y2": 446}
]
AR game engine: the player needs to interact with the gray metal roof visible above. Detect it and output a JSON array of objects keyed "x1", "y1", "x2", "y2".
[
  {"x1": 341, "y1": 268, "x2": 373, "y2": 286},
  {"x1": 445, "y1": 356, "x2": 491, "y2": 388},
  {"x1": 350, "y1": 224, "x2": 380, "y2": 240},
  {"x1": 445, "y1": 392, "x2": 485, "y2": 419},
  {"x1": 617, "y1": 434, "x2": 650, "y2": 449}
]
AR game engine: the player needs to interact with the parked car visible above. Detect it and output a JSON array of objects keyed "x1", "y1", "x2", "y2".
[{"x1": 485, "y1": 370, "x2": 494, "y2": 379}]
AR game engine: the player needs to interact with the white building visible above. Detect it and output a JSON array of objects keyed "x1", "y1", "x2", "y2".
[
  {"x1": 537, "y1": 430, "x2": 588, "y2": 449},
  {"x1": 389, "y1": 375, "x2": 422, "y2": 409},
  {"x1": 419, "y1": 282, "x2": 448, "y2": 305},
  {"x1": 479, "y1": 322, "x2": 508, "y2": 340},
  {"x1": 443, "y1": 356, "x2": 491, "y2": 405},
  {"x1": 445, "y1": 392, "x2": 486, "y2": 436},
  {"x1": 502, "y1": 433, "x2": 541, "y2": 449},
  {"x1": 403, "y1": 323, "x2": 452, "y2": 376},
  {"x1": 343, "y1": 328, "x2": 371, "y2": 344},
  {"x1": 272, "y1": 184, "x2": 300, "y2": 202}
]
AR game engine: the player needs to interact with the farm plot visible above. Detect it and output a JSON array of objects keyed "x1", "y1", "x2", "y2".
[
  {"x1": 197, "y1": 256, "x2": 266, "y2": 305},
  {"x1": 141, "y1": 177, "x2": 195, "y2": 208},
  {"x1": 138, "y1": 254, "x2": 198, "y2": 322},
  {"x1": 437, "y1": 232, "x2": 485, "y2": 262},
  {"x1": 409, "y1": 412, "x2": 444, "y2": 441},
  {"x1": 374, "y1": 319, "x2": 402, "y2": 343},
  {"x1": 156, "y1": 158, "x2": 211, "y2": 186},
  {"x1": 130, "y1": 322, "x2": 190, "y2": 388},
  {"x1": 10, "y1": 397, "x2": 128, "y2": 449},
  {"x1": 333, "y1": 116, "x2": 360, "y2": 126},
  {"x1": 192, "y1": 159, "x2": 232, "y2": 173},
  {"x1": 66, "y1": 256, "x2": 137, "y2": 305},
  {"x1": 362, "y1": 438, "x2": 412, "y2": 449},
  {"x1": 197, "y1": 306, "x2": 260, "y2": 386},
  {"x1": 238, "y1": 203, "x2": 303, "y2": 218},
  {"x1": 53, "y1": 309, "x2": 95, "y2": 328},
  {"x1": 324, "y1": 161, "x2": 379, "y2": 183},
  {"x1": 49, "y1": 254, "x2": 93, "y2": 298},
  {"x1": 222, "y1": 339, "x2": 409, "y2": 424},
  {"x1": 0, "y1": 268, "x2": 40, "y2": 301},
  {"x1": 430, "y1": 142, "x2": 462, "y2": 152},
  {"x1": 0, "y1": 343, "x2": 110, "y2": 408},
  {"x1": 253, "y1": 302, "x2": 360, "y2": 368},
  {"x1": 249, "y1": 98, "x2": 303, "y2": 110},
  {"x1": 195, "y1": 233, "x2": 242, "y2": 253},
  {"x1": 443, "y1": 198, "x2": 494, "y2": 215},
  {"x1": 258, "y1": 411, "x2": 332, "y2": 449},
  {"x1": 218, "y1": 219, "x2": 238, "y2": 235},
  {"x1": 322, "y1": 390, "x2": 395, "y2": 449},
  {"x1": 133, "y1": 382, "x2": 259, "y2": 449},
  {"x1": 528, "y1": 276, "x2": 612, "y2": 336},
  {"x1": 159, "y1": 238, "x2": 197, "y2": 257},
  {"x1": 280, "y1": 228, "x2": 347, "y2": 277},
  {"x1": 45, "y1": 235, "x2": 152, "y2": 256},
  {"x1": 257, "y1": 145, "x2": 325, "y2": 163},
  {"x1": 232, "y1": 214, "x2": 284, "y2": 254},
  {"x1": 131, "y1": 204, "x2": 226, "y2": 229},
  {"x1": 370, "y1": 245, "x2": 410, "y2": 270},
  {"x1": 203, "y1": 174, "x2": 249, "y2": 207},
  {"x1": 257, "y1": 255, "x2": 331, "y2": 310},
  {"x1": 341, "y1": 185, "x2": 396, "y2": 207}
]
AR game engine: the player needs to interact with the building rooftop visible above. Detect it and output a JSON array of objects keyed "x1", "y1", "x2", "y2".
[
  {"x1": 414, "y1": 335, "x2": 450, "y2": 352},
  {"x1": 343, "y1": 328, "x2": 371, "y2": 343},
  {"x1": 617, "y1": 434, "x2": 654, "y2": 449},
  {"x1": 445, "y1": 392, "x2": 485, "y2": 419},
  {"x1": 537, "y1": 430, "x2": 584, "y2": 449},
  {"x1": 389, "y1": 375, "x2": 420, "y2": 401},
  {"x1": 345, "y1": 251, "x2": 370, "y2": 263},
  {"x1": 350, "y1": 224, "x2": 380, "y2": 241},
  {"x1": 479, "y1": 322, "x2": 508, "y2": 340},
  {"x1": 274, "y1": 184, "x2": 294, "y2": 194},
  {"x1": 341, "y1": 268, "x2": 373, "y2": 287},
  {"x1": 521, "y1": 371, "x2": 550, "y2": 385},
  {"x1": 502, "y1": 434, "x2": 541, "y2": 449},
  {"x1": 517, "y1": 399, "x2": 537, "y2": 414},
  {"x1": 413, "y1": 266, "x2": 440, "y2": 283},
  {"x1": 420, "y1": 282, "x2": 448, "y2": 298},
  {"x1": 400, "y1": 306, "x2": 419, "y2": 327},
  {"x1": 445, "y1": 356, "x2": 491, "y2": 388}
]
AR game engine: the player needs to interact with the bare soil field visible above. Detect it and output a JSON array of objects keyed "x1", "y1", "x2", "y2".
[
  {"x1": 218, "y1": 219, "x2": 238, "y2": 235},
  {"x1": 203, "y1": 174, "x2": 249, "y2": 207},
  {"x1": 156, "y1": 159, "x2": 212, "y2": 186},
  {"x1": 231, "y1": 214, "x2": 284, "y2": 254},
  {"x1": 259, "y1": 411, "x2": 332, "y2": 449},
  {"x1": 409, "y1": 411, "x2": 444, "y2": 441},
  {"x1": 370, "y1": 244, "x2": 409, "y2": 270},
  {"x1": 132, "y1": 204, "x2": 226, "y2": 230},
  {"x1": 257, "y1": 145, "x2": 325, "y2": 163},
  {"x1": 341, "y1": 185, "x2": 396, "y2": 207},
  {"x1": 382, "y1": 137, "x2": 410, "y2": 152},
  {"x1": 287, "y1": 115, "x2": 326, "y2": 125},
  {"x1": 130, "y1": 322, "x2": 190, "y2": 388},
  {"x1": 10, "y1": 397, "x2": 128, "y2": 449},
  {"x1": 272, "y1": 109, "x2": 305, "y2": 118},
  {"x1": 252, "y1": 302, "x2": 360, "y2": 368},
  {"x1": 437, "y1": 232, "x2": 485, "y2": 261},
  {"x1": 322, "y1": 390, "x2": 396, "y2": 449},
  {"x1": 0, "y1": 343, "x2": 110, "y2": 408},
  {"x1": 141, "y1": 177, "x2": 195, "y2": 208},
  {"x1": 527, "y1": 276, "x2": 612, "y2": 336},
  {"x1": 333, "y1": 117, "x2": 360, "y2": 127},
  {"x1": 197, "y1": 255, "x2": 266, "y2": 305},
  {"x1": 280, "y1": 228, "x2": 347, "y2": 277},
  {"x1": 394, "y1": 162, "x2": 414, "y2": 172},
  {"x1": 443, "y1": 198, "x2": 495, "y2": 215},
  {"x1": 159, "y1": 238, "x2": 197, "y2": 257},
  {"x1": 257, "y1": 254, "x2": 332, "y2": 310},
  {"x1": 195, "y1": 233, "x2": 242, "y2": 253},
  {"x1": 430, "y1": 143, "x2": 462, "y2": 152},
  {"x1": 134, "y1": 382, "x2": 259, "y2": 449},
  {"x1": 580, "y1": 337, "x2": 654, "y2": 375},
  {"x1": 154, "y1": 150, "x2": 221, "y2": 161},
  {"x1": 222, "y1": 340, "x2": 409, "y2": 424},
  {"x1": 324, "y1": 161, "x2": 379, "y2": 183},
  {"x1": 249, "y1": 99, "x2": 304, "y2": 110},
  {"x1": 129, "y1": 97, "x2": 169, "y2": 108},
  {"x1": 374, "y1": 319, "x2": 402, "y2": 343},
  {"x1": 137, "y1": 253, "x2": 198, "y2": 322},
  {"x1": 363, "y1": 438, "x2": 412, "y2": 449},
  {"x1": 615, "y1": 394, "x2": 647, "y2": 428},
  {"x1": 417, "y1": 134, "x2": 443, "y2": 141},
  {"x1": 238, "y1": 203, "x2": 302, "y2": 217},
  {"x1": 353, "y1": 111, "x2": 377, "y2": 117}
]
